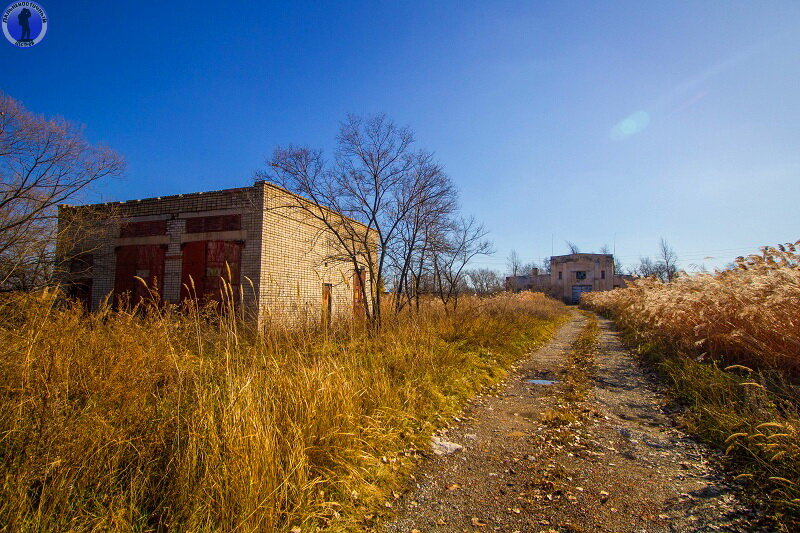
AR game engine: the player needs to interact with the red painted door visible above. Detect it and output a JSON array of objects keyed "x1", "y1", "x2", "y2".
[
  {"x1": 180, "y1": 240, "x2": 243, "y2": 304},
  {"x1": 180, "y1": 241, "x2": 206, "y2": 301},
  {"x1": 114, "y1": 245, "x2": 166, "y2": 306}
]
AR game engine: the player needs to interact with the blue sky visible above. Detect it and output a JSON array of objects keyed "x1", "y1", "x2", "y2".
[{"x1": 3, "y1": 1, "x2": 799, "y2": 272}]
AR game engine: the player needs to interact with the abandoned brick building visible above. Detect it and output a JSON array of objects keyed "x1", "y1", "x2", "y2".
[
  {"x1": 58, "y1": 181, "x2": 374, "y2": 322},
  {"x1": 506, "y1": 253, "x2": 633, "y2": 304}
]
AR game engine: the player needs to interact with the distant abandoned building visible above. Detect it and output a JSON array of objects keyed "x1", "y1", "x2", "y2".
[
  {"x1": 506, "y1": 253, "x2": 633, "y2": 304},
  {"x1": 58, "y1": 181, "x2": 374, "y2": 322}
]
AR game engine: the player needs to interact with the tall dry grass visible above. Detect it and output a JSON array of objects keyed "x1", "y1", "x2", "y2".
[
  {"x1": 0, "y1": 290, "x2": 565, "y2": 531},
  {"x1": 583, "y1": 242, "x2": 800, "y2": 374},
  {"x1": 582, "y1": 242, "x2": 800, "y2": 523}
]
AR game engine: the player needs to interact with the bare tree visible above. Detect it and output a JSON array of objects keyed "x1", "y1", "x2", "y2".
[
  {"x1": 466, "y1": 267, "x2": 502, "y2": 296},
  {"x1": 597, "y1": 244, "x2": 624, "y2": 274},
  {"x1": 506, "y1": 249, "x2": 523, "y2": 277},
  {"x1": 388, "y1": 155, "x2": 457, "y2": 312},
  {"x1": 566, "y1": 241, "x2": 580, "y2": 254},
  {"x1": 658, "y1": 237, "x2": 678, "y2": 281},
  {"x1": 627, "y1": 240, "x2": 678, "y2": 282},
  {"x1": 630, "y1": 256, "x2": 658, "y2": 278},
  {"x1": 505, "y1": 249, "x2": 523, "y2": 291},
  {"x1": 0, "y1": 92, "x2": 125, "y2": 291},
  {"x1": 431, "y1": 216, "x2": 493, "y2": 310},
  {"x1": 263, "y1": 114, "x2": 458, "y2": 329},
  {"x1": 540, "y1": 256, "x2": 552, "y2": 274},
  {"x1": 614, "y1": 257, "x2": 624, "y2": 275}
]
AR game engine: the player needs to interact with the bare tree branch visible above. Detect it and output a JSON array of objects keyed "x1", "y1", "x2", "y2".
[{"x1": 0, "y1": 92, "x2": 125, "y2": 291}]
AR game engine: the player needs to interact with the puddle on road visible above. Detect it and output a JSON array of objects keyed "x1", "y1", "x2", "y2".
[{"x1": 524, "y1": 378, "x2": 557, "y2": 385}]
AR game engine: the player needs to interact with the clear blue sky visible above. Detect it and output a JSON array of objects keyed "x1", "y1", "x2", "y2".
[{"x1": 3, "y1": 1, "x2": 799, "y2": 272}]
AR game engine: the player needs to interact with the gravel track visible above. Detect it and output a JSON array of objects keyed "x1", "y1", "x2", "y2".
[{"x1": 380, "y1": 311, "x2": 765, "y2": 532}]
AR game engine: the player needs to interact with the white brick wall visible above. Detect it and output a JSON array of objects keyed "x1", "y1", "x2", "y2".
[{"x1": 59, "y1": 182, "x2": 374, "y2": 324}]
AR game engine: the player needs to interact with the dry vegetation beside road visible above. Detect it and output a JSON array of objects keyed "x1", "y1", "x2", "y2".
[
  {"x1": 0, "y1": 291, "x2": 565, "y2": 531},
  {"x1": 582, "y1": 242, "x2": 800, "y2": 528}
]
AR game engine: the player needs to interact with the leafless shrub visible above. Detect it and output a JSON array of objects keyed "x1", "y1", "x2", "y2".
[{"x1": 0, "y1": 92, "x2": 125, "y2": 291}]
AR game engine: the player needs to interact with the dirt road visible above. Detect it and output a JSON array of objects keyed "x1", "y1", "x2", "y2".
[{"x1": 381, "y1": 312, "x2": 764, "y2": 532}]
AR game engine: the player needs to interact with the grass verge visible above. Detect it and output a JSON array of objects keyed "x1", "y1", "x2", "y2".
[
  {"x1": 538, "y1": 312, "x2": 600, "y2": 433},
  {"x1": 615, "y1": 330, "x2": 800, "y2": 529}
]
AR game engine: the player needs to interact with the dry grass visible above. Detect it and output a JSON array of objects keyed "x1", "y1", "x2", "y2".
[
  {"x1": 582, "y1": 242, "x2": 800, "y2": 374},
  {"x1": 582, "y1": 242, "x2": 800, "y2": 524},
  {"x1": 0, "y1": 290, "x2": 566, "y2": 531},
  {"x1": 539, "y1": 313, "x2": 599, "y2": 431}
]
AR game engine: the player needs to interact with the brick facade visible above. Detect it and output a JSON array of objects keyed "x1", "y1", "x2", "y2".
[
  {"x1": 58, "y1": 182, "x2": 374, "y2": 323},
  {"x1": 505, "y1": 254, "x2": 633, "y2": 304}
]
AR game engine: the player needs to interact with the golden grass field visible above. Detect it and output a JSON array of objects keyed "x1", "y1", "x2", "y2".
[
  {"x1": 0, "y1": 290, "x2": 566, "y2": 532},
  {"x1": 582, "y1": 242, "x2": 800, "y2": 524}
]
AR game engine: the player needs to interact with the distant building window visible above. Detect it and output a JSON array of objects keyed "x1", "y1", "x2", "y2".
[
  {"x1": 576, "y1": 271, "x2": 587, "y2": 280},
  {"x1": 601, "y1": 270, "x2": 606, "y2": 279},
  {"x1": 558, "y1": 271, "x2": 563, "y2": 280}
]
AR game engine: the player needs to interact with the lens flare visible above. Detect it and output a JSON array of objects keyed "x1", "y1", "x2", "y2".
[{"x1": 611, "y1": 111, "x2": 650, "y2": 140}]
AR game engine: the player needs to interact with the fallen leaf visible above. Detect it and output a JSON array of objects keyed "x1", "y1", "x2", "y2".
[{"x1": 471, "y1": 517, "x2": 488, "y2": 527}]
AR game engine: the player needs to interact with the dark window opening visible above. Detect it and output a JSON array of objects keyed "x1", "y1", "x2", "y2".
[
  {"x1": 69, "y1": 253, "x2": 94, "y2": 274},
  {"x1": 576, "y1": 271, "x2": 587, "y2": 280},
  {"x1": 185, "y1": 214, "x2": 241, "y2": 233},
  {"x1": 120, "y1": 220, "x2": 167, "y2": 237},
  {"x1": 558, "y1": 271, "x2": 563, "y2": 280},
  {"x1": 67, "y1": 279, "x2": 93, "y2": 310},
  {"x1": 601, "y1": 270, "x2": 606, "y2": 279}
]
